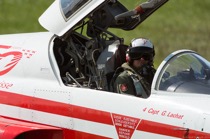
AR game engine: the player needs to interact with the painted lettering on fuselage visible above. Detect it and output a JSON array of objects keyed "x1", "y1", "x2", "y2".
[{"x1": 143, "y1": 107, "x2": 184, "y2": 120}]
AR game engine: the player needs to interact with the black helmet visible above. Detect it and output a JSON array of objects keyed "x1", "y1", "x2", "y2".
[{"x1": 128, "y1": 38, "x2": 155, "y2": 61}]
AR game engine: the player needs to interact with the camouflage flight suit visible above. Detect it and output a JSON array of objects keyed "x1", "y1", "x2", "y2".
[{"x1": 113, "y1": 63, "x2": 151, "y2": 98}]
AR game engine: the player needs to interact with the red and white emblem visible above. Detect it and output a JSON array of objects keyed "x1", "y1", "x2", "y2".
[
  {"x1": 119, "y1": 84, "x2": 128, "y2": 92},
  {"x1": 112, "y1": 113, "x2": 141, "y2": 139},
  {"x1": 0, "y1": 45, "x2": 22, "y2": 76}
]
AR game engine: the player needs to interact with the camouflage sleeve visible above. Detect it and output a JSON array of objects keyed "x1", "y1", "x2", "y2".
[{"x1": 114, "y1": 71, "x2": 136, "y2": 96}]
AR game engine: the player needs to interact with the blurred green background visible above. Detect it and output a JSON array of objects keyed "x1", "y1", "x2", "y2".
[{"x1": 0, "y1": 0, "x2": 210, "y2": 67}]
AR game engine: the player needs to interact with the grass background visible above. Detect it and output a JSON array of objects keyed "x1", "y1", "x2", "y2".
[{"x1": 0, "y1": 0, "x2": 210, "y2": 67}]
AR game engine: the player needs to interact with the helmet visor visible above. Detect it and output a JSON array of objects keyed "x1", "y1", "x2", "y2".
[
  {"x1": 128, "y1": 46, "x2": 155, "y2": 61},
  {"x1": 142, "y1": 53, "x2": 154, "y2": 61}
]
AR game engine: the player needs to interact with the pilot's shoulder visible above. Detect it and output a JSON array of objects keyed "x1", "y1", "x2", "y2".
[{"x1": 116, "y1": 70, "x2": 133, "y2": 81}]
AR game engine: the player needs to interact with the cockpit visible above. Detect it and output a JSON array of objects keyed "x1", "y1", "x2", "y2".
[{"x1": 155, "y1": 50, "x2": 210, "y2": 94}]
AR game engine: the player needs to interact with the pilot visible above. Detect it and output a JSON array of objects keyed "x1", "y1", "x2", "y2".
[{"x1": 113, "y1": 38, "x2": 156, "y2": 98}]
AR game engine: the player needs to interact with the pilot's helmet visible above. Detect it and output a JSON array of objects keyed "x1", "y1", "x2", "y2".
[{"x1": 127, "y1": 38, "x2": 155, "y2": 61}]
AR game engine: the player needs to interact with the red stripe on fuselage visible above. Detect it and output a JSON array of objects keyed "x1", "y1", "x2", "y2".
[
  {"x1": 0, "y1": 91, "x2": 113, "y2": 125},
  {"x1": 138, "y1": 120, "x2": 185, "y2": 138},
  {"x1": 137, "y1": 117, "x2": 210, "y2": 138}
]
